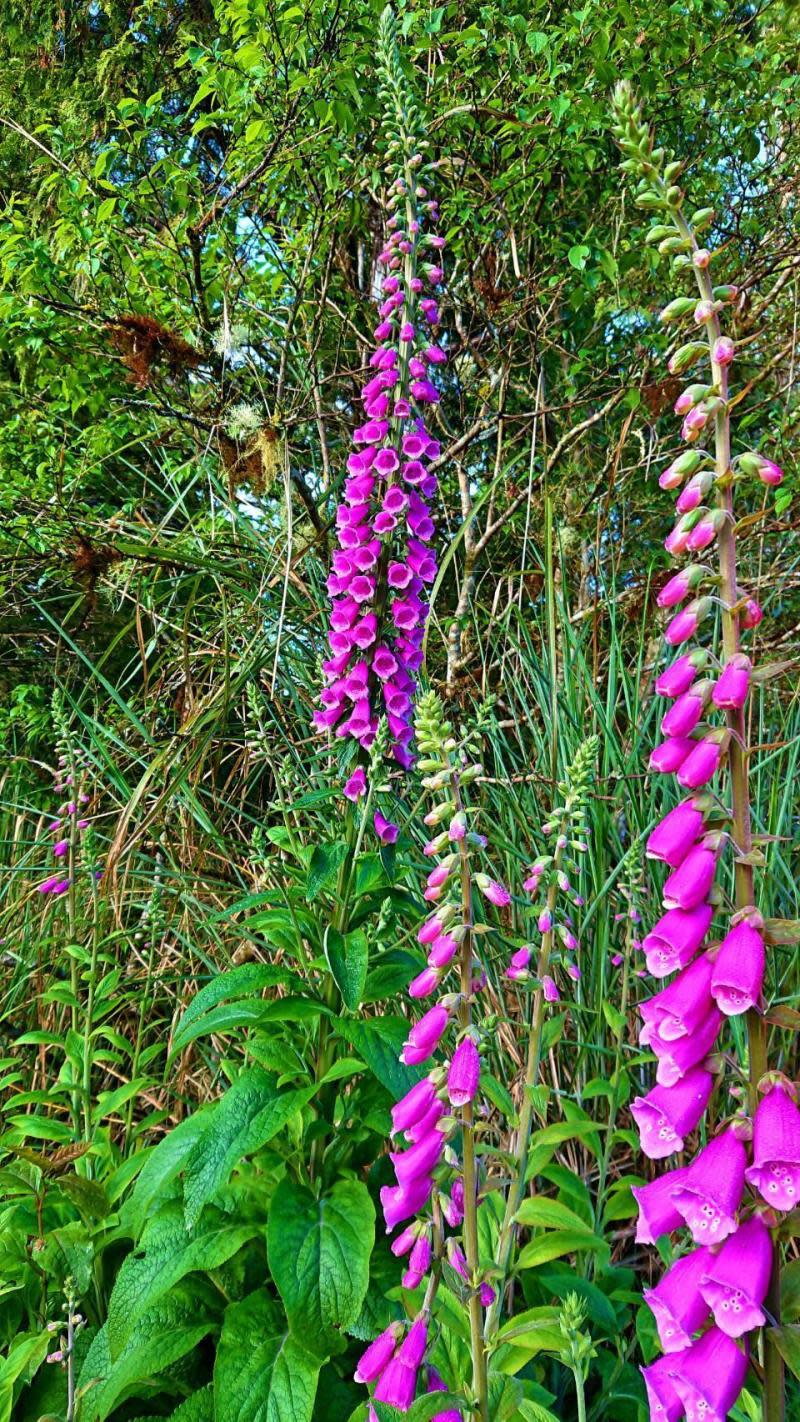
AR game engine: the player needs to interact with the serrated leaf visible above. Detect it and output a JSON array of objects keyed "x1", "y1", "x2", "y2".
[
  {"x1": 125, "y1": 1112, "x2": 211, "y2": 1235},
  {"x1": 267, "y1": 1177, "x2": 375, "y2": 1359},
  {"x1": 107, "y1": 1201, "x2": 256, "y2": 1356},
  {"x1": 214, "y1": 1289, "x2": 320, "y2": 1422},
  {"x1": 183, "y1": 1069, "x2": 316, "y2": 1226},
  {"x1": 325, "y1": 927, "x2": 368, "y2": 1012},
  {"x1": 169, "y1": 1386, "x2": 214, "y2": 1421},
  {"x1": 78, "y1": 1290, "x2": 214, "y2": 1422}
]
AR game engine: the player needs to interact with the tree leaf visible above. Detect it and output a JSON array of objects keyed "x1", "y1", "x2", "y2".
[
  {"x1": 267, "y1": 1177, "x2": 375, "y2": 1358},
  {"x1": 214, "y1": 1289, "x2": 320, "y2": 1422},
  {"x1": 183, "y1": 1069, "x2": 316, "y2": 1227},
  {"x1": 339, "y1": 1016, "x2": 424, "y2": 1099}
]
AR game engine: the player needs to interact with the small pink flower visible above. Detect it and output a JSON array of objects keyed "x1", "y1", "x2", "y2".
[
  {"x1": 542, "y1": 975, "x2": 559, "y2": 1002},
  {"x1": 475, "y1": 875, "x2": 510, "y2": 907}
]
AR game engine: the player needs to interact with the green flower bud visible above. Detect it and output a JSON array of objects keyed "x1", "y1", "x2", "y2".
[
  {"x1": 667, "y1": 341, "x2": 708, "y2": 375},
  {"x1": 658, "y1": 236, "x2": 692, "y2": 255},
  {"x1": 645, "y1": 225, "x2": 676, "y2": 245},
  {"x1": 659, "y1": 297, "x2": 696, "y2": 323},
  {"x1": 691, "y1": 207, "x2": 715, "y2": 230}
]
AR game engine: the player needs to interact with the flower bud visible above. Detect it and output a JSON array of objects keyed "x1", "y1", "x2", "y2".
[
  {"x1": 742, "y1": 598, "x2": 763, "y2": 629},
  {"x1": 660, "y1": 297, "x2": 696, "y2": 323},
  {"x1": 668, "y1": 341, "x2": 708, "y2": 375},
  {"x1": 712, "y1": 336, "x2": 734, "y2": 365}
]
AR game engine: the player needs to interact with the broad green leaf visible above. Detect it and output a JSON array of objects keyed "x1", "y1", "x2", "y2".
[
  {"x1": 770, "y1": 1324, "x2": 800, "y2": 1380},
  {"x1": 267, "y1": 1177, "x2": 375, "y2": 1358},
  {"x1": 0, "y1": 1331, "x2": 49, "y2": 1422},
  {"x1": 183, "y1": 1069, "x2": 316, "y2": 1226},
  {"x1": 78, "y1": 1291, "x2": 214, "y2": 1422},
  {"x1": 306, "y1": 841, "x2": 348, "y2": 900},
  {"x1": 214, "y1": 1289, "x2": 320, "y2": 1422},
  {"x1": 517, "y1": 1229, "x2": 607, "y2": 1270},
  {"x1": 169, "y1": 1389, "x2": 214, "y2": 1421},
  {"x1": 107, "y1": 1201, "x2": 256, "y2": 1356},
  {"x1": 339, "y1": 1017, "x2": 423, "y2": 1099},
  {"x1": 172, "y1": 965, "x2": 297, "y2": 1053},
  {"x1": 325, "y1": 927, "x2": 368, "y2": 1011},
  {"x1": 515, "y1": 1196, "x2": 595, "y2": 1233},
  {"x1": 170, "y1": 996, "x2": 322, "y2": 1054},
  {"x1": 125, "y1": 1111, "x2": 211, "y2": 1234}
]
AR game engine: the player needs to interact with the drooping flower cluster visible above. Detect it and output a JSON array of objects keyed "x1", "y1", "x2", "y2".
[
  {"x1": 613, "y1": 82, "x2": 790, "y2": 1420},
  {"x1": 515, "y1": 735, "x2": 598, "y2": 995},
  {"x1": 354, "y1": 692, "x2": 504, "y2": 1418},
  {"x1": 314, "y1": 9, "x2": 446, "y2": 833}
]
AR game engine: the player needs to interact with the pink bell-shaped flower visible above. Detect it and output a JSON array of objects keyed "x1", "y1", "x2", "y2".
[
  {"x1": 646, "y1": 797, "x2": 706, "y2": 868},
  {"x1": 391, "y1": 1077, "x2": 437, "y2": 1136},
  {"x1": 671, "y1": 1129, "x2": 747, "y2": 1244},
  {"x1": 662, "y1": 841, "x2": 719, "y2": 911},
  {"x1": 676, "y1": 733, "x2": 725, "y2": 789},
  {"x1": 639, "y1": 952, "x2": 714, "y2": 1043},
  {"x1": 712, "y1": 653, "x2": 751, "y2": 710},
  {"x1": 447, "y1": 1037, "x2": 480, "y2": 1108},
  {"x1": 710, "y1": 918, "x2": 765, "y2": 1016},
  {"x1": 648, "y1": 1005, "x2": 722, "y2": 1087},
  {"x1": 667, "y1": 1326, "x2": 748, "y2": 1421},
  {"x1": 630, "y1": 1067, "x2": 714, "y2": 1159},
  {"x1": 400, "y1": 1004, "x2": 449, "y2": 1065},
  {"x1": 699, "y1": 1215, "x2": 773, "y2": 1338},
  {"x1": 380, "y1": 1173, "x2": 434, "y2": 1232},
  {"x1": 745, "y1": 1082, "x2": 800, "y2": 1210},
  {"x1": 354, "y1": 1322, "x2": 403, "y2": 1383},
  {"x1": 643, "y1": 1247, "x2": 712, "y2": 1352},
  {"x1": 632, "y1": 1167, "x2": 690, "y2": 1244},
  {"x1": 655, "y1": 649, "x2": 708, "y2": 698},
  {"x1": 373, "y1": 1315, "x2": 428, "y2": 1409},
  {"x1": 643, "y1": 903, "x2": 714, "y2": 977},
  {"x1": 641, "y1": 1354, "x2": 683, "y2": 1421}
]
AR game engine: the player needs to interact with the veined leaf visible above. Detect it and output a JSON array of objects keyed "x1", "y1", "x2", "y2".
[
  {"x1": 267, "y1": 1177, "x2": 375, "y2": 1358},
  {"x1": 214, "y1": 1289, "x2": 320, "y2": 1422},
  {"x1": 517, "y1": 1229, "x2": 607, "y2": 1270}
]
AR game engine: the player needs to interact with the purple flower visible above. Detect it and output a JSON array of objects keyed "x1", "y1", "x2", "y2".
[
  {"x1": 639, "y1": 951, "x2": 714, "y2": 1043},
  {"x1": 391, "y1": 1077, "x2": 437, "y2": 1136},
  {"x1": 745, "y1": 1083, "x2": 800, "y2": 1210},
  {"x1": 426, "y1": 1367, "x2": 461, "y2": 1422},
  {"x1": 475, "y1": 874, "x2": 511, "y2": 907},
  {"x1": 402, "y1": 1231, "x2": 432, "y2": 1289},
  {"x1": 655, "y1": 650, "x2": 708, "y2": 698},
  {"x1": 373, "y1": 1316, "x2": 428, "y2": 1409},
  {"x1": 641, "y1": 1354, "x2": 683, "y2": 1422},
  {"x1": 699, "y1": 1215, "x2": 773, "y2": 1337},
  {"x1": 354, "y1": 1322, "x2": 402, "y2": 1382},
  {"x1": 712, "y1": 653, "x2": 751, "y2": 710},
  {"x1": 710, "y1": 918, "x2": 765, "y2": 1016},
  {"x1": 676, "y1": 733, "x2": 725, "y2": 789},
  {"x1": 668, "y1": 1327, "x2": 748, "y2": 1420},
  {"x1": 647, "y1": 1005, "x2": 722, "y2": 1087},
  {"x1": 447, "y1": 1038, "x2": 480, "y2": 1108},
  {"x1": 642, "y1": 903, "x2": 714, "y2": 977},
  {"x1": 400, "y1": 1004, "x2": 449, "y2": 1065},
  {"x1": 374, "y1": 812, "x2": 399, "y2": 844},
  {"x1": 660, "y1": 685, "x2": 708, "y2": 738},
  {"x1": 542, "y1": 975, "x2": 559, "y2": 1002},
  {"x1": 649, "y1": 736, "x2": 696, "y2": 774},
  {"x1": 671, "y1": 1129, "x2": 747, "y2": 1243},
  {"x1": 632, "y1": 1167, "x2": 690, "y2": 1244},
  {"x1": 390, "y1": 1128, "x2": 445, "y2": 1184},
  {"x1": 630, "y1": 1067, "x2": 714, "y2": 1159},
  {"x1": 646, "y1": 797, "x2": 706, "y2": 867},
  {"x1": 380, "y1": 1173, "x2": 434, "y2": 1232},
  {"x1": 643, "y1": 1247, "x2": 712, "y2": 1352},
  {"x1": 662, "y1": 841, "x2": 718, "y2": 911},
  {"x1": 344, "y1": 767, "x2": 367, "y2": 801}
]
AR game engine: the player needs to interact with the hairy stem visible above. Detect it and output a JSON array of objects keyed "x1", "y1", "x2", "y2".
[{"x1": 673, "y1": 206, "x2": 782, "y2": 1421}]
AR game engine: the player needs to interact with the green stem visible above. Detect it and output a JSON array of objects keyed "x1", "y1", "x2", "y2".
[
  {"x1": 594, "y1": 908, "x2": 634, "y2": 1231},
  {"x1": 452, "y1": 768, "x2": 489, "y2": 1422},
  {"x1": 672, "y1": 206, "x2": 782, "y2": 1420},
  {"x1": 573, "y1": 1369, "x2": 587, "y2": 1422},
  {"x1": 483, "y1": 822, "x2": 568, "y2": 1340}
]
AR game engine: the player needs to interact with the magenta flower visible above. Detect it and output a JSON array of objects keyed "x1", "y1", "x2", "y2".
[
  {"x1": 713, "y1": 335, "x2": 735, "y2": 365},
  {"x1": 742, "y1": 597, "x2": 763, "y2": 629},
  {"x1": 660, "y1": 685, "x2": 709, "y2": 738},
  {"x1": 402, "y1": 1231, "x2": 432, "y2": 1289},
  {"x1": 745, "y1": 1083, "x2": 800, "y2": 1210},
  {"x1": 643, "y1": 902, "x2": 714, "y2": 976},
  {"x1": 632, "y1": 1167, "x2": 690, "y2": 1244},
  {"x1": 630, "y1": 1067, "x2": 714, "y2": 1159},
  {"x1": 374, "y1": 811, "x2": 400, "y2": 844},
  {"x1": 37, "y1": 874, "x2": 71, "y2": 895},
  {"x1": 391, "y1": 1128, "x2": 445, "y2": 1184},
  {"x1": 712, "y1": 653, "x2": 751, "y2": 710},
  {"x1": 710, "y1": 918, "x2": 765, "y2": 1015},
  {"x1": 344, "y1": 766, "x2": 367, "y2": 801},
  {"x1": 542, "y1": 974, "x2": 559, "y2": 1002},
  {"x1": 354, "y1": 1322, "x2": 402, "y2": 1383},
  {"x1": 655, "y1": 649, "x2": 708, "y2": 697},
  {"x1": 426, "y1": 1368, "x2": 461, "y2": 1422},
  {"x1": 671, "y1": 1129, "x2": 747, "y2": 1243},
  {"x1": 373, "y1": 1316, "x2": 428, "y2": 1409},
  {"x1": 427, "y1": 933, "x2": 458, "y2": 968},
  {"x1": 391, "y1": 1077, "x2": 437, "y2": 1136},
  {"x1": 400, "y1": 1003, "x2": 449, "y2": 1065},
  {"x1": 475, "y1": 874, "x2": 511, "y2": 907},
  {"x1": 649, "y1": 736, "x2": 696, "y2": 774},
  {"x1": 646, "y1": 797, "x2": 706, "y2": 867},
  {"x1": 409, "y1": 966, "x2": 441, "y2": 998},
  {"x1": 662, "y1": 841, "x2": 718, "y2": 911},
  {"x1": 643, "y1": 1247, "x2": 712, "y2": 1352},
  {"x1": 676, "y1": 733, "x2": 725, "y2": 789},
  {"x1": 648, "y1": 1004, "x2": 722, "y2": 1087},
  {"x1": 639, "y1": 951, "x2": 714, "y2": 1042},
  {"x1": 380, "y1": 1173, "x2": 434, "y2": 1232},
  {"x1": 668, "y1": 1327, "x2": 748, "y2": 1421},
  {"x1": 664, "y1": 598, "x2": 710, "y2": 646},
  {"x1": 641, "y1": 1354, "x2": 683, "y2": 1422},
  {"x1": 447, "y1": 1038, "x2": 480, "y2": 1108},
  {"x1": 699, "y1": 1216, "x2": 773, "y2": 1338}
]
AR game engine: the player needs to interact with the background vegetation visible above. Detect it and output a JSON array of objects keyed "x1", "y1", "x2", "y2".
[{"x1": 0, "y1": 1, "x2": 798, "y2": 1419}]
